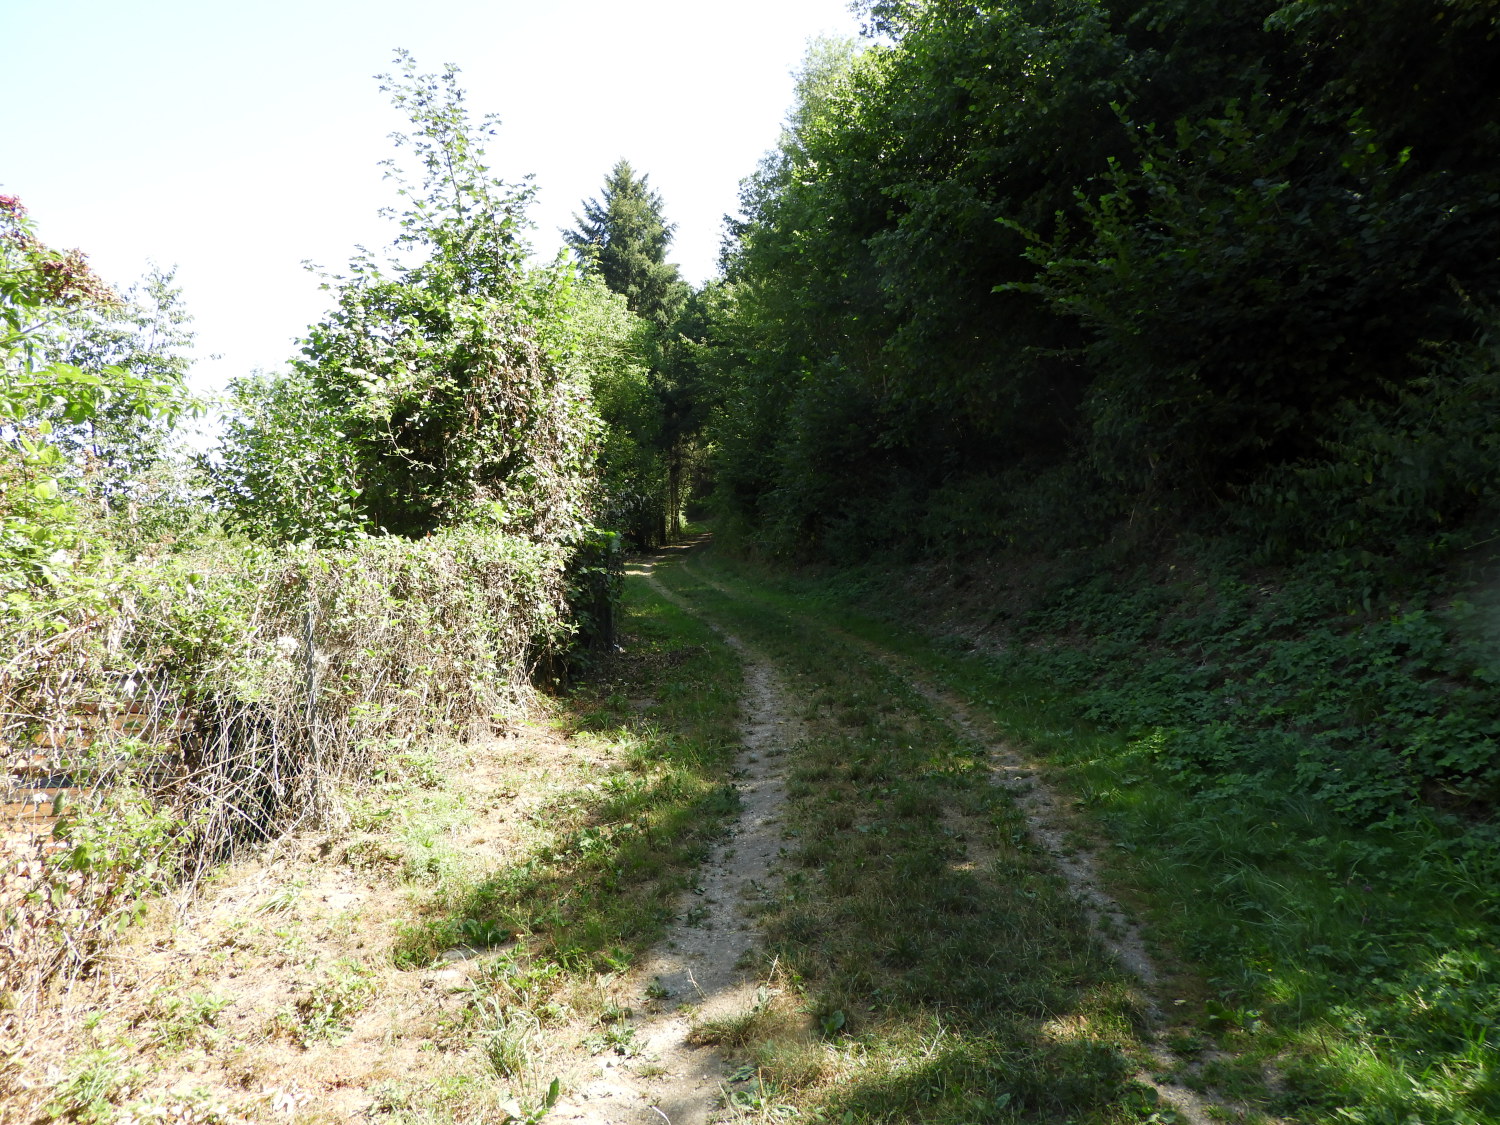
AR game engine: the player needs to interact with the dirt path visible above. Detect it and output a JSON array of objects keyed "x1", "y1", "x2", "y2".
[
  {"x1": 678, "y1": 554, "x2": 1241, "y2": 1125},
  {"x1": 858, "y1": 658, "x2": 1227, "y2": 1125},
  {"x1": 11, "y1": 543, "x2": 1260, "y2": 1124},
  {"x1": 552, "y1": 553, "x2": 803, "y2": 1125}
]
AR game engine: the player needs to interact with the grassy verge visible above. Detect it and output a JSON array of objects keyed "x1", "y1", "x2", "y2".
[
  {"x1": 688, "y1": 545, "x2": 1500, "y2": 1125},
  {"x1": 392, "y1": 567, "x2": 744, "y2": 975},
  {"x1": 652, "y1": 558, "x2": 1169, "y2": 1125},
  {"x1": 17, "y1": 563, "x2": 747, "y2": 1125}
]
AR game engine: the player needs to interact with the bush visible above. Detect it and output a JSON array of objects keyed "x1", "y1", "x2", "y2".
[
  {"x1": 1246, "y1": 314, "x2": 1500, "y2": 563},
  {"x1": 1, "y1": 525, "x2": 570, "y2": 996}
]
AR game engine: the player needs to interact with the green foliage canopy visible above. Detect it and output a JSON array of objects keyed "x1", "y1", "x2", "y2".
[
  {"x1": 711, "y1": 0, "x2": 1500, "y2": 555},
  {"x1": 565, "y1": 161, "x2": 721, "y2": 546},
  {"x1": 1, "y1": 194, "x2": 195, "y2": 616}
]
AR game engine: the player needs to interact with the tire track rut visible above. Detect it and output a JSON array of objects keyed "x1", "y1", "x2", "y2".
[{"x1": 554, "y1": 553, "x2": 802, "y2": 1125}]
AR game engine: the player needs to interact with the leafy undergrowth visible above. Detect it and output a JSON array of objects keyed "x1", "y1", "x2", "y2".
[
  {"x1": 695, "y1": 542, "x2": 1500, "y2": 1125},
  {"x1": 4, "y1": 572, "x2": 744, "y2": 1125},
  {"x1": 653, "y1": 556, "x2": 1176, "y2": 1125}
]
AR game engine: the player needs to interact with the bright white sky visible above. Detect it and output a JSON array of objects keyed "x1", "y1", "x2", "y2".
[{"x1": 3, "y1": 0, "x2": 863, "y2": 395}]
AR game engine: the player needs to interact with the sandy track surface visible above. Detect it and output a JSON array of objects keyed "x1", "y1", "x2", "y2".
[{"x1": 552, "y1": 554, "x2": 803, "y2": 1125}]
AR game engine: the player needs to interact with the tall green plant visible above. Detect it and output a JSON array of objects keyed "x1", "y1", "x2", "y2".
[
  {"x1": 566, "y1": 162, "x2": 718, "y2": 544},
  {"x1": 211, "y1": 53, "x2": 598, "y2": 545},
  {"x1": 39, "y1": 265, "x2": 197, "y2": 504},
  {"x1": 566, "y1": 160, "x2": 687, "y2": 326},
  {"x1": 209, "y1": 367, "x2": 366, "y2": 546},
  {"x1": 1, "y1": 195, "x2": 193, "y2": 613}
]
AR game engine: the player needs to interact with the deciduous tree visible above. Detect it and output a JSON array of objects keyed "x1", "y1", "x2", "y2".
[{"x1": 211, "y1": 53, "x2": 598, "y2": 546}]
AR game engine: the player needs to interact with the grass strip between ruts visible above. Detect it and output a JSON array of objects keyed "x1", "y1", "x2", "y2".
[
  {"x1": 652, "y1": 552, "x2": 1175, "y2": 1125},
  {"x1": 685, "y1": 545, "x2": 1500, "y2": 1125}
]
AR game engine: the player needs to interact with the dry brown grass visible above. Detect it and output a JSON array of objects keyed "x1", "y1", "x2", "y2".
[{"x1": 2, "y1": 721, "x2": 609, "y2": 1124}]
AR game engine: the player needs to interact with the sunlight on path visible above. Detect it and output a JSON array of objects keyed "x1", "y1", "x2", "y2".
[{"x1": 555, "y1": 548, "x2": 803, "y2": 1125}]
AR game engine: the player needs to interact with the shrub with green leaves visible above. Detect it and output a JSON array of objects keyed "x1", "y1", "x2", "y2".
[
  {"x1": 1, "y1": 193, "x2": 195, "y2": 614},
  {"x1": 207, "y1": 53, "x2": 598, "y2": 548}
]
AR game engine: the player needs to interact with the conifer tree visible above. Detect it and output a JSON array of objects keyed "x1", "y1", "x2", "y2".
[{"x1": 566, "y1": 161, "x2": 686, "y2": 325}]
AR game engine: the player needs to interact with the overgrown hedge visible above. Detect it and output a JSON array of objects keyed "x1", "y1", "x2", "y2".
[{"x1": 1, "y1": 527, "x2": 574, "y2": 996}]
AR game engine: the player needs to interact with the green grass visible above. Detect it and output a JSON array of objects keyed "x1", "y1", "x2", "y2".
[
  {"x1": 360, "y1": 568, "x2": 749, "y2": 1120},
  {"x1": 651, "y1": 555, "x2": 1168, "y2": 1125},
  {"x1": 391, "y1": 570, "x2": 744, "y2": 976},
  {"x1": 686, "y1": 545, "x2": 1500, "y2": 1125},
  {"x1": 142, "y1": 989, "x2": 232, "y2": 1054},
  {"x1": 274, "y1": 958, "x2": 378, "y2": 1046},
  {"x1": 42, "y1": 1049, "x2": 139, "y2": 1125}
]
